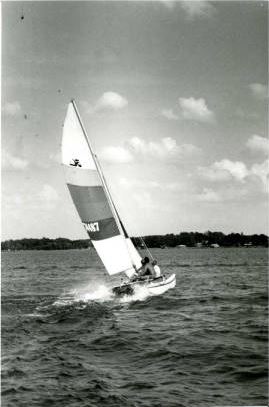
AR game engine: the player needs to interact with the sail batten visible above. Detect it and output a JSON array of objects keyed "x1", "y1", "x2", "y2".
[{"x1": 62, "y1": 101, "x2": 141, "y2": 277}]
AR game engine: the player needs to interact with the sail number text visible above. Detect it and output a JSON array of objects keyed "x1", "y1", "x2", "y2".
[{"x1": 84, "y1": 222, "x2": 100, "y2": 233}]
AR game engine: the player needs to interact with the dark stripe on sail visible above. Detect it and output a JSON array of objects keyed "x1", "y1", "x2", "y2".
[
  {"x1": 83, "y1": 217, "x2": 119, "y2": 240},
  {"x1": 67, "y1": 184, "x2": 113, "y2": 222}
]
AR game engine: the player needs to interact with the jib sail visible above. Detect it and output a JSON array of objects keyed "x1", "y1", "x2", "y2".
[{"x1": 62, "y1": 100, "x2": 141, "y2": 277}]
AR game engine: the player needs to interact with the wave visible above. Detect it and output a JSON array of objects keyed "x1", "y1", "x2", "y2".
[
  {"x1": 2, "y1": 367, "x2": 26, "y2": 378},
  {"x1": 34, "y1": 299, "x2": 113, "y2": 325},
  {"x1": 175, "y1": 262, "x2": 268, "y2": 268},
  {"x1": 232, "y1": 368, "x2": 268, "y2": 382}
]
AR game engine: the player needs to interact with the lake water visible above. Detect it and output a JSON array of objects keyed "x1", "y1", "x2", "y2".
[{"x1": 1, "y1": 247, "x2": 268, "y2": 407}]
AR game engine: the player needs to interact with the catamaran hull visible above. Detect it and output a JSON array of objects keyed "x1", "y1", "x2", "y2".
[
  {"x1": 147, "y1": 273, "x2": 176, "y2": 295},
  {"x1": 112, "y1": 273, "x2": 176, "y2": 297}
]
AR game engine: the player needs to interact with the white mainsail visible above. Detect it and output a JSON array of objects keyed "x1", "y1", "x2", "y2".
[{"x1": 62, "y1": 100, "x2": 141, "y2": 277}]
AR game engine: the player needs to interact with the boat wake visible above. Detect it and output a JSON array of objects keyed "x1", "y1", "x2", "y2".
[
  {"x1": 54, "y1": 283, "x2": 113, "y2": 305},
  {"x1": 119, "y1": 284, "x2": 151, "y2": 303},
  {"x1": 53, "y1": 281, "x2": 152, "y2": 307}
]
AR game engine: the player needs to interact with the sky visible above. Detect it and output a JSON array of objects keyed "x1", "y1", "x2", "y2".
[{"x1": 2, "y1": 0, "x2": 268, "y2": 240}]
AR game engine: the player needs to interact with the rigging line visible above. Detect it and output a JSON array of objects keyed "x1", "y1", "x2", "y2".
[
  {"x1": 139, "y1": 235, "x2": 154, "y2": 260},
  {"x1": 131, "y1": 232, "x2": 153, "y2": 261}
]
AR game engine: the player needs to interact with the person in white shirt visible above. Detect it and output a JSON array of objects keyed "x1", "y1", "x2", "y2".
[{"x1": 152, "y1": 259, "x2": 161, "y2": 278}]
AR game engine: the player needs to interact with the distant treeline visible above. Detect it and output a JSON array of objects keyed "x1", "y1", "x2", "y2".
[
  {"x1": 139, "y1": 231, "x2": 268, "y2": 248},
  {"x1": 1, "y1": 238, "x2": 91, "y2": 251},
  {"x1": 1, "y1": 232, "x2": 268, "y2": 251}
]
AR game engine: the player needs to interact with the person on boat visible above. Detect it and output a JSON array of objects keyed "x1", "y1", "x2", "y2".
[
  {"x1": 138, "y1": 257, "x2": 156, "y2": 279},
  {"x1": 128, "y1": 258, "x2": 147, "y2": 282},
  {"x1": 152, "y1": 259, "x2": 161, "y2": 278}
]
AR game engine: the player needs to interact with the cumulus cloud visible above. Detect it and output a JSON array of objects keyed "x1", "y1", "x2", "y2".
[
  {"x1": 199, "y1": 157, "x2": 268, "y2": 192},
  {"x1": 127, "y1": 136, "x2": 201, "y2": 160},
  {"x1": 180, "y1": 1, "x2": 216, "y2": 19},
  {"x1": 214, "y1": 160, "x2": 248, "y2": 181},
  {"x1": 100, "y1": 146, "x2": 134, "y2": 164},
  {"x1": 101, "y1": 136, "x2": 201, "y2": 164},
  {"x1": 250, "y1": 159, "x2": 269, "y2": 191},
  {"x1": 97, "y1": 91, "x2": 128, "y2": 110},
  {"x1": 87, "y1": 92, "x2": 128, "y2": 114},
  {"x1": 161, "y1": 109, "x2": 179, "y2": 120},
  {"x1": 246, "y1": 134, "x2": 269, "y2": 155},
  {"x1": 38, "y1": 184, "x2": 59, "y2": 202},
  {"x1": 199, "y1": 159, "x2": 248, "y2": 182},
  {"x1": 249, "y1": 83, "x2": 268, "y2": 100},
  {"x1": 2, "y1": 149, "x2": 29, "y2": 170},
  {"x1": 2, "y1": 101, "x2": 21, "y2": 116},
  {"x1": 179, "y1": 97, "x2": 214, "y2": 122}
]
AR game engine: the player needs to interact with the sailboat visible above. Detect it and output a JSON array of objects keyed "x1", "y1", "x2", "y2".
[{"x1": 61, "y1": 100, "x2": 176, "y2": 297}]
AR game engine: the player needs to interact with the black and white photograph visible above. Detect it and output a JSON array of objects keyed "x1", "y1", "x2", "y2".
[{"x1": 1, "y1": 1, "x2": 268, "y2": 406}]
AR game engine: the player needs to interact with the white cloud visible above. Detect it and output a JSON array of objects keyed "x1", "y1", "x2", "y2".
[
  {"x1": 179, "y1": 97, "x2": 214, "y2": 122},
  {"x1": 127, "y1": 136, "x2": 200, "y2": 160},
  {"x1": 199, "y1": 158, "x2": 268, "y2": 192},
  {"x1": 161, "y1": 109, "x2": 179, "y2": 120},
  {"x1": 100, "y1": 146, "x2": 134, "y2": 164},
  {"x1": 250, "y1": 159, "x2": 269, "y2": 191},
  {"x1": 90, "y1": 91, "x2": 128, "y2": 113},
  {"x1": 38, "y1": 184, "x2": 59, "y2": 202},
  {"x1": 200, "y1": 159, "x2": 248, "y2": 182},
  {"x1": 199, "y1": 165, "x2": 230, "y2": 182},
  {"x1": 2, "y1": 101, "x2": 21, "y2": 116},
  {"x1": 196, "y1": 188, "x2": 221, "y2": 202},
  {"x1": 2, "y1": 149, "x2": 29, "y2": 170},
  {"x1": 180, "y1": 1, "x2": 216, "y2": 19},
  {"x1": 214, "y1": 160, "x2": 248, "y2": 181},
  {"x1": 249, "y1": 83, "x2": 268, "y2": 100},
  {"x1": 246, "y1": 134, "x2": 269, "y2": 155},
  {"x1": 101, "y1": 136, "x2": 201, "y2": 164}
]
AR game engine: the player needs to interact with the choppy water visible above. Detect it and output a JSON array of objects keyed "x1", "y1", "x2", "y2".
[{"x1": 1, "y1": 247, "x2": 268, "y2": 407}]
